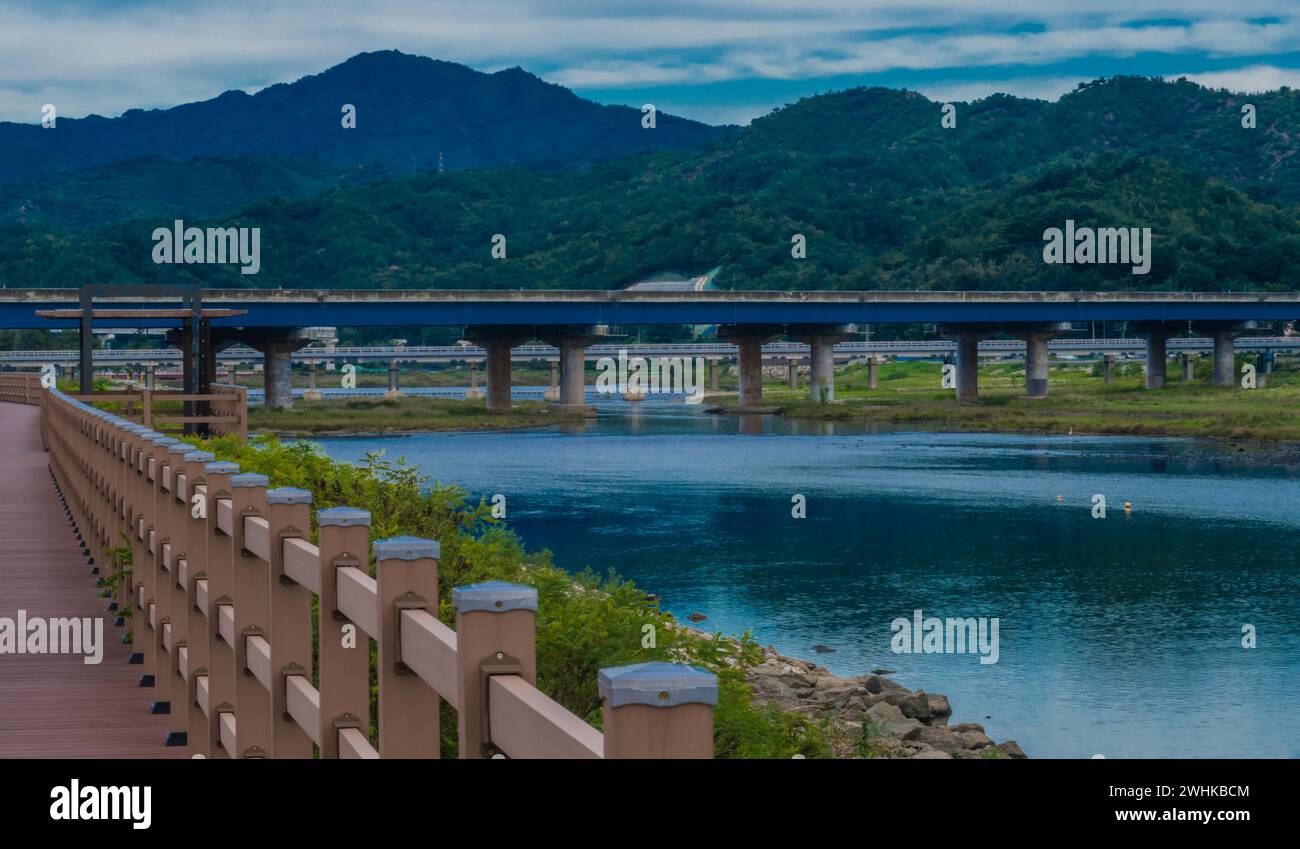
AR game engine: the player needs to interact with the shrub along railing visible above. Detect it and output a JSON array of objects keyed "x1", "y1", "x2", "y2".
[{"x1": 38, "y1": 386, "x2": 717, "y2": 758}]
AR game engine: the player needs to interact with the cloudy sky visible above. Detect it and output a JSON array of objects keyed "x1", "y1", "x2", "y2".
[{"x1": 4, "y1": 0, "x2": 1300, "y2": 125}]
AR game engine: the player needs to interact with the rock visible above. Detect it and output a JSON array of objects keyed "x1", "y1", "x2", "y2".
[
  {"x1": 960, "y1": 731, "x2": 994, "y2": 750},
  {"x1": 899, "y1": 691, "x2": 933, "y2": 721},
  {"x1": 866, "y1": 702, "x2": 904, "y2": 723},
  {"x1": 871, "y1": 668, "x2": 896, "y2": 675},
  {"x1": 911, "y1": 749, "x2": 953, "y2": 759},
  {"x1": 994, "y1": 741, "x2": 1028, "y2": 759},
  {"x1": 927, "y1": 694, "x2": 953, "y2": 720},
  {"x1": 950, "y1": 722, "x2": 986, "y2": 734},
  {"x1": 686, "y1": 613, "x2": 707, "y2": 623},
  {"x1": 902, "y1": 726, "x2": 965, "y2": 754},
  {"x1": 863, "y1": 674, "x2": 908, "y2": 695},
  {"x1": 811, "y1": 644, "x2": 836, "y2": 654}
]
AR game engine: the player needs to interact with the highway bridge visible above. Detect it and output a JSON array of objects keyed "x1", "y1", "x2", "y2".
[
  {"x1": 1, "y1": 287, "x2": 1296, "y2": 408},
  {"x1": 2, "y1": 336, "x2": 1298, "y2": 367}
]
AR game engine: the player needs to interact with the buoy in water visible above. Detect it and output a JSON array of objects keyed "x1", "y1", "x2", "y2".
[
  {"x1": 1056, "y1": 495, "x2": 1064, "y2": 502},
  {"x1": 1124, "y1": 500, "x2": 1132, "y2": 512}
]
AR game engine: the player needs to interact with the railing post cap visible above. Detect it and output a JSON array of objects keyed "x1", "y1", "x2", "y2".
[
  {"x1": 317, "y1": 507, "x2": 370, "y2": 527},
  {"x1": 204, "y1": 461, "x2": 240, "y2": 475},
  {"x1": 230, "y1": 472, "x2": 270, "y2": 488},
  {"x1": 184, "y1": 450, "x2": 217, "y2": 463},
  {"x1": 266, "y1": 487, "x2": 312, "y2": 505},
  {"x1": 168, "y1": 442, "x2": 198, "y2": 454},
  {"x1": 150, "y1": 436, "x2": 181, "y2": 447},
  {"x1": 597, "y1": 662, "x2": 718, "y2": 709},
  {"x1": 451, "y1": 581, "x2": 537, "y2": 614},
  {"x1": 373, "y1": 535, "x2": 440, "y2": 561}
]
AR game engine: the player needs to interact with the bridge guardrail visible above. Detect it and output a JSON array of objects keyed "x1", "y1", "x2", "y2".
[
  {"x1": 36, "y1": 388, "x2": 716, "y2": 758},
  {"x1": 0, "y1": 372, "x2": 41, "y2": 404}
]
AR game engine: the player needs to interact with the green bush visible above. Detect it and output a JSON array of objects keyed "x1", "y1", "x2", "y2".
[{"x1": 201, "y1": 434, "x2": 831, "y2": 758}]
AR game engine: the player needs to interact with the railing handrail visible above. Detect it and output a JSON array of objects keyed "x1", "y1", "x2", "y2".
[{"x1": 31, "y1": 386, "x2": 716, "y2": 759}]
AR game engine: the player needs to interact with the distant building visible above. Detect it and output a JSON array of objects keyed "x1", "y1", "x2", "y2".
[
  {"x1": 623, "y1": 267, "x2": 722, "y2": 338},
  {"x1": 624, "y1": 266, "x2": 721, "y2": 293}
]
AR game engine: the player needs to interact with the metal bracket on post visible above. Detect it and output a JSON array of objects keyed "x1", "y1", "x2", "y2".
[
  {"x1": 329, "y1": 553, "x2": 363, "y2": 621},
  {"x1": 190, "y1": 571, "x2": 206, "y2": 611},
  {"x1": 391, "y1": 592, "x2": 429, "y2": 675},
  {"x1": 479, "y1": 652, "x2": 524, "y2": 756},
  {"x1": 279, "y1": 663, "x2": 308, "y2": 720},
  {"x1": 333, "y1": 712, "x2": 365, "y2": 752},
  {"x1": 237, "y1": 506, "x2": 262, "y2": 557},
  {"x1": 239, "y1": 624, "x2": 263, "y2": 671},
  {"x1": 213, "y1": 595, "x2": 233, "y2": 641},
  {"x1": 275, "y1": 524, "x2": 305, "y2": 584}
]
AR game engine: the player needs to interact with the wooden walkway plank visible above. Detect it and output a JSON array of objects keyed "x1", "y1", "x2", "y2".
[{"x1": 0, "y1": 402, "x2": 181, "y2": 758}]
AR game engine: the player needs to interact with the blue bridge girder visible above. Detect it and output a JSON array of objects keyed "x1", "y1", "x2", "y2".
[{"x1": 1, "y1": 289, "x2": 1298, "y2": 330}]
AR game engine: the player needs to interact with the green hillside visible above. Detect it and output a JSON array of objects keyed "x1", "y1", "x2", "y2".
[{"x1": 3, "y1": 75, "x2": 1299, "y2": 292}]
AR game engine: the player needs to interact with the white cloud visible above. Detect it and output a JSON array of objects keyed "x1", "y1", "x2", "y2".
[
  {"x1": 1, "y1": 1, "x2": 1300, "y2": 121},
  {"x1": 1167, "y1": 64, "x2": 1300, "y2": 93}
]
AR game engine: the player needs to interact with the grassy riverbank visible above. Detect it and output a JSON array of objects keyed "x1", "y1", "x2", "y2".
[
  {"x1": 767, "y1": 358, "x2": 1300, "y2": 443},
  {"x1": 248, "y1": 395, "x2": 585, "y2": 435},
  {"x1": 199, "y1": 433, "x2": 838, "y2": 758}
]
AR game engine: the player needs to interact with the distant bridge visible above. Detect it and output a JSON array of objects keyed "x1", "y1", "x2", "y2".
[
  {"x1": 2, "y1": 288, "x2": 1299, "y2": 329},
  {"x1": 1, "y1": 288, "x2": 1296, "y2": 408},
  {"x1": 4, "y1": 337, "x2": 1298, "y2": 367}
]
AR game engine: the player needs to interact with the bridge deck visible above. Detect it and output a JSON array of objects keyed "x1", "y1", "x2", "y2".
[{"x1": 0, "y1": 402, "x2": 178, "y2": 757}]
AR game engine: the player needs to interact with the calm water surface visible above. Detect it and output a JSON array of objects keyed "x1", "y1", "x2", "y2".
[{"x1": 315, "y1": 398, "x2": 1300, "y2": 758}]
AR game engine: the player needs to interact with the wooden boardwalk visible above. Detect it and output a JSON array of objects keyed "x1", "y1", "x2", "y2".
[{"x1": 0, "y1": 402, "x2": 179, "y2": 757}]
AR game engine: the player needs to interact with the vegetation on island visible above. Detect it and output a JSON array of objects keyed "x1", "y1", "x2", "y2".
[{"x1": 771, "y1": 357, "x2": 1300, "y2": 443}]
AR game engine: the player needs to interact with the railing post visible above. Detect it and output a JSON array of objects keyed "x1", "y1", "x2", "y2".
[
  {"x1": 177, "y1": 449, "x2": 214, "y2": 756},
  {"x1": 141, "y1": 435, "x2": 179, "y2": 698},
  {"x1": 266, "y1": 487, "x2": 315, "y2": 758},
  {"x1": 159, "y1": 440, "x2": 197, "y2": 744},
  {"x1": 374, "y1": 536, "x2": 441, "y2": 758},
  {"x1": 200, "y1": 461, "x2": 240, "y2": 757},
  {"x1": 452, "y1": 581, "x2": 538, "y2": 759},
  {"x1": 316, "y1": 507, "x2": 373, "y2": 758},
  {"x1": 229, "y1": 472, "x2": 270, "y2": 758},
  {"x1": 599, "y1": 662, "x2": 718, "y2": 759}
]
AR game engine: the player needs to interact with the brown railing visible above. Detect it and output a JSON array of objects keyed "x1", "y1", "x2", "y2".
[
  {"x1": 59, "y1": 386, "x2": 248, "y2": 438},
  {"x1": 37, "y1": 388, "x2": 716, "y2": 758},
  {"x1": 0, "y1": 372, "x2": 42, "y2": 405}
]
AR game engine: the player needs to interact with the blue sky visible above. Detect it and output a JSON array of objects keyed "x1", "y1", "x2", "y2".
[{"x1": 4, "y1": 1, "x2": 1300, "y2": 125}]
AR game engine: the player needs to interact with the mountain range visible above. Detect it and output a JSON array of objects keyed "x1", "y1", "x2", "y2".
[{"x1": 1, "y1": 53, "x2": 1298, "y2": 293}]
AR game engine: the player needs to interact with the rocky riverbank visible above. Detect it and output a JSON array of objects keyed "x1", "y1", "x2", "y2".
[{"x1": 746, "y1": 646, "x2": 1028, "y2": 759}]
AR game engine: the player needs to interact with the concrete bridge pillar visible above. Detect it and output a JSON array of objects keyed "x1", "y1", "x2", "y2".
[
  {"x1": 239, "y1": 329, "x2": 312, "y2": 410},
  {"x1": 789, "y1": 324, "x2": 855, "y2": 403},
  {"x1": 787, "y1": 358, "x2": 799, "y2": 388},
  {"x1": 545, "y1": 361, "x2": 560, "y2": 401},
  {"x1": 1006, "y1": 323, "x2": 1069, "y2": 398},
  {"x1": 1102, "y1": 354, "x2": 1116, "y2": 385},
  {"x1": 1132, "y1": 322, "x2": 1183, "y2": 390},
  {"x1": 464, "y1": 326, "x2": 532, "y2": 413},
  {"x1": 466, "y1": 360, "x2": 484, "y2": 400},
  {"x1": 709, "y1": 359, "x2": 719, "y2": 392},
  {"x1": 539, "y1": 326, "x2": 608, "y2": 414},
  {"x1": 1180, "y1": 353, "x2": 1196, "y2": 382},
  {"x1": 868, "y1": 356, "x2": 880, "y2": 390},
  {"x1": 304, "y1": 362, "x2": 323, "y2": 401},
  {"x1": 718, "y1": 325, "x2": 783, "y2": 410},
  {"x1": 1193, "y1": 321, "x2": 1256, "y2": 387},
  {"x1": 145, "y1": 364, "x2": 155, "y2": 390},
  {"x1": 386, "y1": 359, "x2": 402, "y2": 399},
  {"x1": 938, "y1": 325, "x2": 997, "y2": 403}
]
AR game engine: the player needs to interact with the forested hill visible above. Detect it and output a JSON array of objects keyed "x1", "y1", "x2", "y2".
[
  {"x1": 0, "y1": 50, "x2": 730, "y2": 187},
  {"x1": 2, "y1": 75, "x2": 1299, "y2": 292}
]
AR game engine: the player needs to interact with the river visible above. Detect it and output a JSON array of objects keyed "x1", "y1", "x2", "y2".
[{"x1": 313, "y1": 397, "x2": 1300, "y2": 758}]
